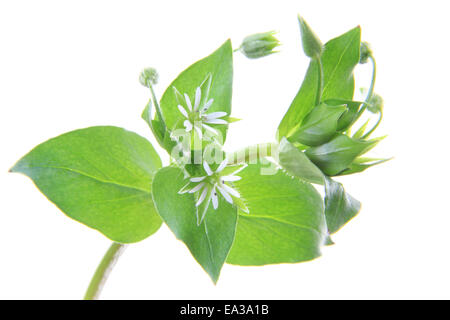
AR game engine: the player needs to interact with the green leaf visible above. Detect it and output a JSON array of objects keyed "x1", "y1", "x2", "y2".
[
  {"x1": 352, "y1": 119, "x2": 370, "y2": 139},
  {"x1": 227, "y1": 163, "x2": 326, "y2": 266},
  {"x1": 141, "y1": 100, "x2": 177, "y2": 152},
  {"x1": 289, "y1": 102, "x2": 347, "y2": 146},
  {"x1": 152, "y1": 166, "x2": 237, "y2": 283},
  {"x1": 324, "y1": 177, "x2": 361, "y2": 234},
  {"x1": 278, "y1": 138, "x2": 324, "y2": 185},
  {"x1": 336, "y1": 157, "x2": 392, "y2": 176},
  {"x1": 305, "y1": 134, "x2": 382, "y2": 176},
  {"x1": 160, "y1": 40, "x2": 233, "y2": 144},
  {"x1": 298, "y1": 16, "x2": 323, "y2": 59},
  {"x1": 324, "y1": 98, "x2": 363, "y2": 132},
  {"x1": 277, "y1": 27, "x2": 361, "y2": 140},
  {"x1": 10, "y1": 126, "x2": 163, "y2": 243}
]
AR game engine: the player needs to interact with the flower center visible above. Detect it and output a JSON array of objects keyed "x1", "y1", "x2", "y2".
[{"x1": 189, "y1": 109, "x2": 202, "y2": 124}]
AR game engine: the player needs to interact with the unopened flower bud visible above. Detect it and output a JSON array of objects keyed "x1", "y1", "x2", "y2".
[
  {"x1": 139, "y1": 67, "x2": 159, "y2": 87},
  {"x1": 239, "y1": 31, "x2": 280, "y2": 59},
  {"x1": 360, "y1": 42, "x2": 372, "y2": 64},
  {"x1": 298, "y1": 15, "x2": 323, "y2": 59},
  {"x1": 367, "y1": 93, "x2": 384, "y2": 113}
]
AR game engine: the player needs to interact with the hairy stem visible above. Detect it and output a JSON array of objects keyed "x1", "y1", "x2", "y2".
[
  {"x1": 84, "y1": 242, "x2": 126, "y2": 300},
  {"x1": 361, "y1": 109, "x2": 383, "y2": 139},
  {"x1": 315, "y1": 57, "x2": 324, "y2": 106},
  {"x1": 149, "y1": 84, "x2": 166, "y2": 130},
  {"x1": 355, "y1": 55, "x2": 377, "y2": 120}
]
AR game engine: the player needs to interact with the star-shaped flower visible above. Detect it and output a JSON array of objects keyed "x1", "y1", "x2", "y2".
[
  {"x1": 176, "y1": 85, "x2": 228, "y2": 138},
  {"x1": 179, "y1": 159, "x2": 247, "y2": 224}
]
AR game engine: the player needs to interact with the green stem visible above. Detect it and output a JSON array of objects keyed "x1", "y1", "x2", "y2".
[
  {"x1": 315, "y1": 57, "x2": 324, "y2": 106},
  {"x1": 84, "y1": 242, "x2": 126, "y2": 300},
  {"x1": 149, "y1": 84, "x2": 166, "y2": 130},
  {"x1": 355, "y1": 55, "x2": 377, "y2": 120},
  {"x1": 227, "y1": 142, "x2": 278, "y2": 165},
  {"x1": 361, "y1": 109, "x2": 383, "y2": 139}
]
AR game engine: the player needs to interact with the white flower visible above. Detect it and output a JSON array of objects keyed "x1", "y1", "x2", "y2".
[
  {"x1": 176, "y1": 86, "x2": 228, "y2": 137},
  {"x1": 178, "y1": 159, "x2": 246, "y2": 224}
]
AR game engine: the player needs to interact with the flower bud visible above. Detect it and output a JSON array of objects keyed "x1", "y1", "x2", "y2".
[
  {"x1": 360, "y1": 42, "x2": 372, "y2": 64},
  {"x1": 139, "y1": 67, "x2": 159, "y2": 87},
  {"x1": 239, "y1": 31, "x2": 280, "y2": 59},
  {"x1": 367, "y1": 93, "x2": 383, "y2": 113},
  {"x1": 298, "y1": 16, "x2": 323, "y2": 59}
]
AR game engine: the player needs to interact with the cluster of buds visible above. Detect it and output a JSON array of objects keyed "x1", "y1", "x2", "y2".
[{"x1": 283, "y1": 17, "x2": 387, "y2": 177}]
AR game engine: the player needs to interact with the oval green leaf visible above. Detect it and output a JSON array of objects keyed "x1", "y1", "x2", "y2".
[
  {"x1": 227, "y1": 163, "x2": 327, "y2": 266},
  {"x1": 160, "y1": 40, "x2": 233, "y2": 145},
  {"x1": 10, "y1": 126, "x2": 163, "y2": 243},
  {"x1": 152, "y1": 166, "x2": 237, "y2": 283}
]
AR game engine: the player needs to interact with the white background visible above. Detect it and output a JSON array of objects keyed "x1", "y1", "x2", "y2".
[{"x1": 1, "y1": 0, "x2": 449, "y2": 299}]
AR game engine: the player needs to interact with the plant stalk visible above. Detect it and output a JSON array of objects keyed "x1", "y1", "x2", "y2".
[
  {"x1": 355, "y1": 55, "x2": 377, "y2": 120},
  {"x1": 149, "y1": 84, "x2": 166, "y2": 130},
  {"x1": 315, "y1": 57, "x2": 324, "y2": 106},
  {"x1": 84, "y1": 242, "x2": 126, "y2": 300}
]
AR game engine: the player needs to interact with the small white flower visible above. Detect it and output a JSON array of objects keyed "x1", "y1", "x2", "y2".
[
  {"x1": 176, "y1": 85, "x2": 228, "y2": 136},
  {"x1": 179, "y1": 159, "x2": 245, "y2": 224}
]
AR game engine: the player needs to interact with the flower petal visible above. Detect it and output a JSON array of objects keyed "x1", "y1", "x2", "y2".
[
  {"x1": 190, "y1": 176, "x2": 206, "y2": 182},
  {"x1": 178, "y1": 105, "x2": 189, "y2": 118},
  {"x1": 205, "y1": 112, "x2": 227, "y2": 120},
  {"x1": 194, "y1": 87, "x2": 201, "y2": 111},
  {"x1": 202, "y1": 99, "x2": 214, "y2": 112},
  {"x1": 204, "y1": 118, "x2": 228, "y2": 125},
  {"x1": 201, "y1": 123, "x2": 218, "y2": 135},
  {"x1": 216, "y1": 159, "x2": 228, "y2": 173},
  {"x1": 221, "y1": 175, "x2": 241, "y2": 182},
  {"x1": 216, "y1": 185, "x2": 233, "y2": 204},
  {"x1": 184, "y1": 120, "x2": 193, "y2": 132},
  {"x1": 189, "y1": 182, "x2": 205, "y2": 193},
  {"x1": 184, "y1": 93, "x2": 192, "y2": 111},
  {"x1": 195, "y1": 186, "x2": 208, "y2": 207},
  {"x1": 211, "y1": 186, "x2": 218, "y2": 209},
  {"x1": 222, "y1": 184, "x2": 240, "y2": 198},
  {"x1": 203, "y1": 161, "x2": 213, "y2": 176}
]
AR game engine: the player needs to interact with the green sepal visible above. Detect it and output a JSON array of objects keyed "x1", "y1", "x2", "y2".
[
  {"x1": 278, "y1": 138, "x2": 324, "y2": 185},
  {"x1": 324, "y1": 177, "x2": 361, "y2": 234},
  {"x1": 288, "y1": 102, "x2": 347, "y2": 146},
  {"x1": 324, "y1": 99, "x2": 364, "y2": 132},
  {"x1": 305, "y1": 134, "x2": 384, "y2": 176},
  {"x1": 352, "y1": 119, "x2": 370, "y2": 139},
  {"x1": 336, "y1": 157, "x2": 392, "y2": 176}
]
